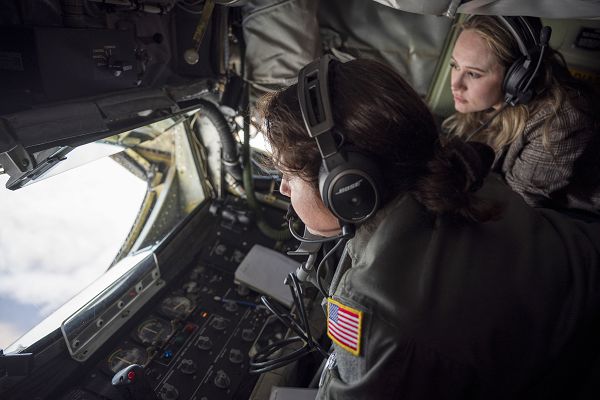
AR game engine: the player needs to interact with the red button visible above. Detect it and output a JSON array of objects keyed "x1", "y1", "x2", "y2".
[{"x1": 127, "y1": 370, "x2": 136, "y2": 382}]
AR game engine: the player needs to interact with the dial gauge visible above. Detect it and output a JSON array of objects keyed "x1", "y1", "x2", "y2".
[
  {"x1": 107, "y1": 346, "x2": 149, "y2": 373},
  {"x1": 158, "y1": 295, "x2": 194, "y2": 320},
  {"x1": 135, "y1": 317, "x2": 174, "y2": 345}
]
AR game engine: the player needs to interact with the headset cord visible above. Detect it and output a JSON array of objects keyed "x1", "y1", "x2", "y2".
[
  {"x1": 465, "y1": 102, "x2": 509, "y2": 142},
  {"x1": 315, "y1": 238, "x2": 347, "y2": 298},
  {"x1": 288, "y1": 216, "x2": 354, "y2": 244},
  {"x1": 249, "y1": 272, "x2": 330, "y2": 374}
]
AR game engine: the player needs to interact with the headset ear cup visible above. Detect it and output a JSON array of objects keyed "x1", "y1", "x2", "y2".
[
  {"x1": 502, "y1": 57, "x2": 533, "y2": 105},
  {"x1": 319, "y1": 151, "x2": 383, "y2": 223}
]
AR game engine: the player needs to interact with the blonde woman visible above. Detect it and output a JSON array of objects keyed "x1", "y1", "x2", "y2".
[{"x1": 444, "y1": 15, "x2": 600, "y2": 217}]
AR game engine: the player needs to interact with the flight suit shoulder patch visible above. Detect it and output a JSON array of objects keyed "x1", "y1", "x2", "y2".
[{"x1": 327, "y1": 298, "x2": 363, "y2": 356}]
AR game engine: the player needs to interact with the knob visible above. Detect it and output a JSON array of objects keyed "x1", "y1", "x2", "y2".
[
  {"x1": 236, "y1": 284, "x2": 250, "y2": 296},
  {"x1": 210, "y1": 316, "x2": 228, "y2": 331},
  {"x1": 214, "y1": 244, "x2": 226, "y2": 256},
  {"x1": 223, "y1": 301, "x2": 238, "y2": 312},
  {"x1": 158, "y1": 382, "x2": 179, "y2": 400},
  {"x1": 107, "y1": 60, "x2": 132, "y2": 77},
  {"x1": 242, "y1": 328, "x2": 256, "y2": 342},
  {"x1": 197, "y1": 336, "x2": 213, "y2": 350},
  {"x1": 183, "y1": 48, "x2": 200, "y2": 65},
  {"x1": 229, "y1": 348, "x2": 243, "y2": 364},
  {"x1": 180, "y1": 359, "x2": 197, "y2": 375},
  {"x1": 213, "y1": 370, "x2": 231, "y2": 389},
  {"x1": 183, "y1": 281, "x2": 199, "y2": 294}
]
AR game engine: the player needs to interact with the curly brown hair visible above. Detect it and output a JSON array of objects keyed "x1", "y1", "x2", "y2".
[
  {"x1": 258, "y1": 58, "x2": 500, "y2": 222},
  {"x1": 259, "y1": 58, "x2": 437, "y2": 197}
]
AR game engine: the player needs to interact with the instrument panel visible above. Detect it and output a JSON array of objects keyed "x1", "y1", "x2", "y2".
[{"x1": 58, "y1": 226, "x2": 293, "y2": 400}]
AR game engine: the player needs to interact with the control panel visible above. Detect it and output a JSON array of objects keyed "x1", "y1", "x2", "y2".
[{"x1": 57, "y1": 221, "x2": 294, "y2": 400}]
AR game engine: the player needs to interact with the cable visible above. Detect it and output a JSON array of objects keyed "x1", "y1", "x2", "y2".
[
  {"x1": 465, "y1": 102, "x2": 509, "y2": 142},
  {"x1": 288, "y1": 217, "x2": 354, "y2": 244},
  {"x1": 249, "y1": 272, "x2": 329, "y2": 374},
  {"x1": 315, "y1": 238, "x2": 347, "y2": 298},
  {"x1": 195, "y1": 99, "x2": 242, "y2": 181},
  {"x1": 247, "y1": 336, "x2": 310, "y2": 374}
]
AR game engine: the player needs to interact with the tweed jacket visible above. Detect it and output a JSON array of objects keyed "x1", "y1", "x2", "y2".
[{"x1": 492, "y1": 97, "x2": 600, "y2": 216}]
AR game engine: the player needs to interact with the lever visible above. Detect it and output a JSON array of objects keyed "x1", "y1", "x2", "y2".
[
  {"x1": 183, "y1": 0, "x2": 216, "y2": 65},
  {"x1": 111, "y1": 364, "x2": 158, "y2": 400}
]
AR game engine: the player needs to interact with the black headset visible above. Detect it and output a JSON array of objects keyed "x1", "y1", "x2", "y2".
[
  {"x1": 497, "y1": 16, "x2": 552, "y2": 106},
  {"x1": 297, "y1": 55, "x2": 383, "y2": 224}
]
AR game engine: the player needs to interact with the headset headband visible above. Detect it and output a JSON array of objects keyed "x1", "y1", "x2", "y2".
[
  {"x1": 297, "y1": 55, "x2": 345, "y2": 171},
  {"x1": 497, "y1": 16, "x2": 540, "y2": 61}
]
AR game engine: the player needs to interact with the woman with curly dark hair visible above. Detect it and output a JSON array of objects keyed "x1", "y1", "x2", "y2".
[{"x1": 258, "y1": 56, "x2": 600, "y2": 399}]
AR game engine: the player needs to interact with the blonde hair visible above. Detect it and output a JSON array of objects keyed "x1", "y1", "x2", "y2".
[{"x1": 443, "y1": 15, "x2": 577, "y2": 152}]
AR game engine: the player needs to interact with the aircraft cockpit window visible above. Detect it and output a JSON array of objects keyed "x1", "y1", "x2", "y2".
[{"x1": 0, "y1": 115, "x2": 208, "y2": 351}]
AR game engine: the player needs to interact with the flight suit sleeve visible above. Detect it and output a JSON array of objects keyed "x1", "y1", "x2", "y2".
[{"x1": 316, "y1": 296, "x2": 481, "y2": 400}]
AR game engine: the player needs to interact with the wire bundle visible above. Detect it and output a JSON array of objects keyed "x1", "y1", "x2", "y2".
[{"x1": 249, "y1": 273, "x2": 329, "y2": 374}]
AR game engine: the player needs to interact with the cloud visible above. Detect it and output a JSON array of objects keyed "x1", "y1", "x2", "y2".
[
  {"x1": 0, "y1": 156, "x2": 147, "y2": 323},
  {"x1": 0, "y1": 321, "x2": 23, "y2": 349}
]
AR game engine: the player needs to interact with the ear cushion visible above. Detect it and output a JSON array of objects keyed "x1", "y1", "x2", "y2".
[
  {"x1": 502, "y1": 56, "x2": 533, "y2": 104},
  {"x1": 319, "y1": 151, "x2": 383, "y2": 223}
]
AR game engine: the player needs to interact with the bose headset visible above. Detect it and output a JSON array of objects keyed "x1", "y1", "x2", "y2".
[
  {"x1": 497, "y1": 16, "x2": 552, "y2": 106},
  {"x1": 296, "y1": 55, "x2": 384, "y2": 225}
]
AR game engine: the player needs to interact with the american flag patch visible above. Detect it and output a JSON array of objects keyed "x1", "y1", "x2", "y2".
[{"x1": 327, "y1": 298, "x2": 363, "y2": 356}]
